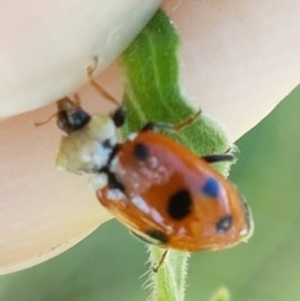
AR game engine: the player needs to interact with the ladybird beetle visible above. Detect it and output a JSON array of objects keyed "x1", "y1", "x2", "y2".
[
  {"x1": 55, "y1": 60, "x2": 253, "y2": 253},
  {"x1": 97, "y1": 130, "x2": 253, "y2": 252}
]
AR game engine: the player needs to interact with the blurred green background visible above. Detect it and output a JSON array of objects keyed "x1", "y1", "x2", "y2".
[{"x1": 1, "y1": 85, "x2": 300, "y2": 301}]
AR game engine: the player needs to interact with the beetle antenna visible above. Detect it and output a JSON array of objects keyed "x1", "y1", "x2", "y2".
[{"x1": 34, "y1": 112, "x2": 57, "y2": 127}]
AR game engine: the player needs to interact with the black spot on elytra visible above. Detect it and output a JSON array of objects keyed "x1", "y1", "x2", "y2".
[
  {"x1": 134, "y1": 143, "x2": 149, "y2": 161},
  {"x1": 201, "y1": 177, "x2": 219, "y2": 198},
  {"x1": 168, "y1": 189, "x2": 192, "y2": 220},
  {"x1": 216, "y1": 214, "x2": 232, "y2": 233}
]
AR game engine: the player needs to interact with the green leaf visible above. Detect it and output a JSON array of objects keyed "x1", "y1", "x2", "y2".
[{"x1": 119, "y1": 9, "x2": 233, "y2": 301}]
